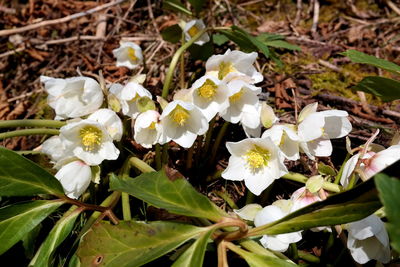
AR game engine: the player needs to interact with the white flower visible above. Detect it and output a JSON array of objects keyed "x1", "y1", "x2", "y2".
[
  {"x1": 346, "y1": 214, "x2": 390, "y2": 264},
  {"x1": 40, "y1": 76, "x2": 103, "y2": 120},
  {"x1": 112, "y1": 42, "x2": 143, "y2": 69},
  {"x1": 260, "y1": 102, "x2": 278, "y2": 128},
  {"x1": 234, "y1": 204, "x2": 263, "y2": 221},
  {"x1": 88, "y1": 109, "x2": 123, "y2": 141},
  {"x1": 159, "y1": 100, "x2": 208, "y2": 148},
  {"x1": 262, "y1": 124, "x2": 300, "y2": 160},
  {"x1": 183, "y1": 19, "x2": 210, "y2": 45},
  {"x1": 220, "y1": 79, "x2": 261, "y2": 131},
  {"x1": 134, "y1": 110, "x2": 163, "y2": 148},
  {"x1": 222, "y1": 137, "x2": 288, "y2": 195},
  {"x1": 340, "y1": 145, "x2": 400, "y2": 187},
  {"x1": 59, "y1": 119, "x2": 120, "y2": 165},
  {"x1": 205, "y1": 49, "x2": 263, "y2": 83},
  {"x1": 55, "y1": 160, "x2": 92, "y2": 199},
  {"x1": 109, "y1": 81, "x2": 152, "y2": 118},
  {"x1": 254, "y1": 203, "x2": 302, "y2": 252},
  {"x1": 191, "y1": 75, "x2": 229, "y2": 121},
  {"x1": 290, "y1": 186, "x2": 322, "y2": 212},
  {"x1": 41, "y1": 135, "x2": 73, "y2": 163}
]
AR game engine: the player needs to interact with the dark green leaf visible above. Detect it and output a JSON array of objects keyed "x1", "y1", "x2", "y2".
[
  {"x1": 0, "y1": 147, "x2": 64, "y2": 197},
  {"x1": 375, "y1": 174, "x2": 400, "y2": 253},
  {"x1": 0, "y1": 200, "x2": 64, "y2": 255},
  {"x1": 353, "y1": 76, "x2": 400, "y2": 102},
  {"x1": 161, "y1": 24, "x2": 183, "y2": 44},
  {"x1": 212, "y1": 34, "x2": 229, "y2": 46},
  {"x1": 231, "y1": 26, "x2": 270, "y2": 58},
  {"x1": 217, "y1": 29, "x2": 256, "y2": 53},
  {"x1": 109, "y1": 171, "x2": 227, "y2": 221},
  {"x1": 262, "y1": 40, "x2": 301, "y2": 51},
  {"x1": 250, "y1": 179, "x2": 381, "y2": 236},
  {"x1": 188, "y1": 41, "x2": 213, "y2": 60},
  {"x1": 29, "y1": 206, "x2": 81, "y2": 267},
  {"x1": 187, "y1": 0, "x2": 205, "y2": 13},
  {"x1": 171, "y1": 228, "x2": 213, "y2": 267},
  {"x1": 77, "y1": 220, "x2": 206, "y2": 267},
  {"x1": 163, "y1": 0, "x2": 192, "y2": 16},
  {"x1": 22, "y1": 223, "x2": 42, "y2": 259},
  {"x1": 342, "y1": 50, "x2": 400, "y2": 74},
  {"x1": 256, "y1": 33, "x2": 285, "y2": 42}
]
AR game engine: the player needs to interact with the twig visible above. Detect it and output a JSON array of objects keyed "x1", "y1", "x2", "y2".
[
  {"x1": 0, "y1": 0, "x2": 128, "y2": 37},
  {"x1": 147, "y1": 0, "x2": 159, "y2": 34},
  {"x1": 37, "y1": 35, "x2": 105, "y2": 46},
  {"x1": 311, "y1": 0, "x2": 320, "y2": 34},
  {"x1": 294, "y1": 0, "x2": 302, "y2": 26},
  {"x1": 0, "y1": 47, "x2": 25, "y2": 59},
  {"x1": 387, "y1": 0, "x2": 400, "y2": 16}
]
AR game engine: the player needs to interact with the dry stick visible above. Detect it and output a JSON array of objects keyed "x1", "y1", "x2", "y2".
[
  {"x1": 387, "y1": 0, "x2": 400, "y2": 16},
  {"x1": 294, "y1": 0, "x2": 302, "y2": 26},
  {"x1": 147, "y1": 0, "x2": 159, "y2": 34},
  {"x1": 0, "y1": 0, "x2": 127, "y2": 37},
  {"x1": 311, "y1": 0, "x2": 320, "y2": 34}
]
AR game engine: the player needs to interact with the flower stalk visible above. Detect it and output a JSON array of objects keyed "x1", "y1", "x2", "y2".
[
  {"x1": 0, "y1": 119, "x2": 66, "y2": 128},
  {"x1": 0, "y1": 128, "x2": 60, "y2": 140}
]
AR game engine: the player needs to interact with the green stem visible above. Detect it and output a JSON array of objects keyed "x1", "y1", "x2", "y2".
[
  {"x1": 208, "y1": 121, "x2": 229, "y2": 166},
  {"x1": 162, "y1": 28, "x2": 208, "y2": 98},
  {"x1": 179, "y1": 33, "x2": 185, "y2": 89},
  {"x1": 282, "y1": 172, "x2": 342, "y2": 193},
  {"x1": 186, "y1": 145, "x2": 194, "y2": 170},
  {"x1": 298, "y1": 250, "x2": 320, "y2": 263},
  {"x1": 0, "y1": 128, "x2": 59, "y2": 140},
  {"x1": 16, "y1": 150, "x2": 43, "y2": 155},
  {"x1": 202, "y1": 117, "x2": 216, "y2": 157},
  {"x1": 121, "y1": 193, "x2": 131, "y2": 220},
  {"x1": 334, "y1": 153, "x2": 350, "y2": 184},
  {"x1": 161, "y1": 144, "x2": 169, "y2": 166},
  {"x1": 215, "y1": 191, "x2": 238, "y2": 209},
  {"x1": 155, "y1": 144, "x2": 162, "y2": 170},
  {"x1": 245, "y1": 191, "x2": 256, "y2": 205},
  {"x1": 129, "y1": 157, "x2": 156, "y2": 173},
  {"x1": 289, "y1": 243, "x2": 298, "y2": 261},
  {"x1": 0, "y1": 119, "x2": 66, "y2": 128}
]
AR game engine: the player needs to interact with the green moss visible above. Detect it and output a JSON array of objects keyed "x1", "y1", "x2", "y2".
[{"x1": 32, "y1": 96, "x2": 55, "y2": 120}]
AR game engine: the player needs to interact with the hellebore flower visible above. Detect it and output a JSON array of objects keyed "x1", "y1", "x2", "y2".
[
  {"x1": 346, "y1": 214, "x2": 390, "y2": 264},
  {"x1": 222, "y1": 137, "x2": 288, "y2": 195},
  {"x1": 159, "y1": 100, "x2": 208, "y2": 148},
  {"x1": 254, "y1": 202, "x2": 302, "y2": 252},
  {"x1": 112, "y1": 41, "x2": 143, "y2": 69},
  {"x1": 183, "y1": 19, "x2": 210, "y2": 45},
  {"x1": 55, "y1": 160, "x2": 92, "y2": 199},
  {"x1": 205, "y1": 49, "x2": 263, "y2": 83},
  {"x1": 134, "y1": 110, "x2": 163, "y2": 148},
  {"x1": 40, "y1": 76, "x2": 103, "y2": 120},
  {"x1": 191, "y1": 75, "x2": 229, "y2": 121},
  {"x1": 262, "y1": 124, "x2": 300, "y2": 160},
  {"x1": 88, "y1": 108, "x2": 123, "y2": 141}
]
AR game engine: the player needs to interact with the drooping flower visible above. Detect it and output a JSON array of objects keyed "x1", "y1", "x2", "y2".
[
  {"x1": 260, "y1": 102, "x2": 279, "y2": 128},
  {"x1": 222, "y1": 137, "x2": 288, "y2": 195},
  {"x1": 262, "y1": 124, "x2": 300, "y2": 160},
  {"x1": 159, "y1": 100, "x2": 208, "y2": 148},
  {"x1": 59, "y1": 118, "x2": 120, "y2": 166},
  {"x1": 55, "y1": 160, "x2": 92, "y2": 199},
  {"x1": 254, "y1": 202, "x2": 302, "y2": 252},
  {"x1": 290, "y1": 186, "x2": 322, "y2": 212},
  {"x1": 220, "y1": 79, "x2": 262, "y2": 132},
  {"x1": 134, "y1": 110, "x2": 163, "y2": 148},
  {"x1": 346, "y1": 214, "x2": 391, "y2": 264},
  {"x1": 191, "y1": 75, "x2": 229, "y2": 121},
  {"x1": 112, "y1": 41, "x2": 143, "y2": 69},
  {"x1": 205, "y1": 49, "x2": 263, "y2": 83},
  {"x1": 183, "y1": 19, "x2": 210, "y2": 45},
  {"x1": 109, "y1": 81, "x2": 152, "y2": 119},
  {"x1": 40, "y1": 76, "x2": 103, "y2": 120}
]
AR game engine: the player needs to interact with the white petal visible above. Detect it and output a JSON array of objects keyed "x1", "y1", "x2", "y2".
[
  {"x1": 221, "y1": 156, "x2": 247, "y2": 181},
  {"x1": 340, "y1": 154, "x2": 360, "y2": 187},
  {"x1": 55, "y1": 161, "x2": 92, "y2": 199},
  {"x1": 233, "y1": 204, "x2": 263, "y2": 221},
  {"x1": 88, "y1": 109, "x2": 123, "y2": 141}
]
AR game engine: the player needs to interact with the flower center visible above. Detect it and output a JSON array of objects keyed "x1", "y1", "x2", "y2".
[
  {"x1": 229, "y1": 89, "x2": 244, "y2": 103},
  {"x1": 245, "y1": 145, "x2": 270, "y2": 169},
  {"x1": 79, "y1": 126, "x2": 103, "y2": 151},
  {"x1": 170, "y1": 105, "x2": 190, "y2": 126},
  {"x1": 127, "y1": 47, "x2": 138, "y2": 62},
  {"x1": 198, "y1": 79, "x2": 217, "y2": 100},
  {"x1": 218, "y1": 62, "x2": 236, "y2": 80},
  {"x1": 187, "y1": 25, "x2": 200, "y2": 38},
  {"x1": 148, "y1": 121, "x2": 156, "y2": 130}
]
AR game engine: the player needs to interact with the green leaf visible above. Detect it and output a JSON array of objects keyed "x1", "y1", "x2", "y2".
[
  {"x1": 218, "y1": 30, "x2": 256, "y2": 53},
  {"x1": 109, "y1": 171, "x2": 227, "y2": 221},
  {"x1": 22, "y1": 223, "x2": 42, "y2": 259},
  {"x1": 0, "y1": 200, "x2": 64, "y2": 255},
  {"x1": 188, "y1": 41, "x2": 213, "y2": 60},
  {"x1": 77, "y1": 220, "x2": 206, "y2": 267},
  {"x1": 29, "y1": 206, "x2": 82, "y2": 267},
  {"x1": 250, "y1": 179, "x2": 381, "y2": 236},
  {"x1": 342, "y1": 49, "x2": 400, "y2": 74},
  {"x1": 318, "y1": 162, "x2": 337, "y2": 176},
  {"x1": 0, "y1": 147, "x2": 64, "y2": 197},
  {"x1": 231, "y1": 26, "x2": 270, "y2": 58},
  {"x1": 187, "y1": 0, "x2": 206, "y2": 13},
  {"x1": 161, "y1": 24, "x2": 183, "y2": 44},
  {"x1": 353, "y1": 76, "x2": 400, "y2": 102},
  {"x1": 171, "y1": 228, "x2": 213, "y2": 267},
  {"x1": 262, "y1": 40, "x2": 301, "y2": 51},
  {"x1": 375, "y1": 174, "x2": 400, "y2": 253},
  {"x1": 212, "y1": 34, "x2": 229, "y2": 46},
  {"x1": 256, "y1": 33, "x2": 285, "y2": 42},
  {"x1": 163, "y1": 0, "x2": 192, "y2": 16}
]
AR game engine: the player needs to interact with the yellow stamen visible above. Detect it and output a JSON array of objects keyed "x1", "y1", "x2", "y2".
[
  {"x1": 218, "y1": 61, "x2": 236, "y2": 80},
  {"x1": 127, "y1": 47, "x2": 138, "y2": 62},
  {"x1": 148, "y1": 121, "x2": 156, "y2": 130},
  {"x1": 170, "y1": 105, "x2": 190, "y2": 126},
  {"x1": 187, "y1": 25, "x2": 200, "y2": 38},
  {"x1": 79, "y1": 126, "x2": 103, "y2": 151},
  {"x1": 229, "y1": 89, "x2": 244, "y2": 103},
  {"x1": 245, "y1": 145, "x2": 271, "y2": 169},
  {"x1": 198, "y1": 79, "x2": 217, "y2": 100}
]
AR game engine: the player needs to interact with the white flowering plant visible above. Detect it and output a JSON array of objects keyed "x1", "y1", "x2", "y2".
[{"x1": 1, "y1": 2, "x2": 400, "y2": 267}]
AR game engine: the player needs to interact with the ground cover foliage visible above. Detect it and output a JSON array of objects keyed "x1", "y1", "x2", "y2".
[{"x1": 1, "y1": 0, "x2": 400, "y2": 266}]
